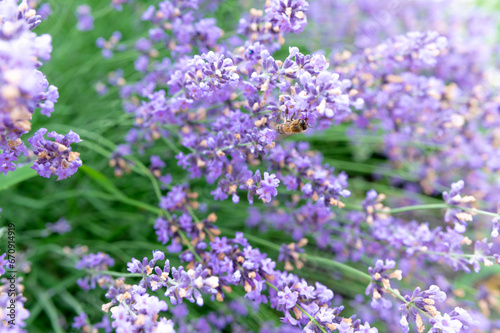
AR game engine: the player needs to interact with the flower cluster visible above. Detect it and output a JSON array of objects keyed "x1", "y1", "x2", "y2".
[
  {"x1": 366, "y1": 259, "x2": 402, "y2": 310},
  {"x1": 0, "y1": 253, "x2": 8, "y2": 276},
  {"x1": 75, "y1": 5, "x2": 93, "y2": 31},
  {"x1": 28, "y1": 128, "x2": 82, "y2": 180},
  {"x1": 265, "y1": 0, "x2": 309, "y2": 35},
  {"x1": 51, "y1": 0, "x2": 500, "y2": 332},
  {"x1": 314, "y1": 0, "x2": 500, "y2": 211},
  {"x1": 0, "y1": 0, "x2": 59, "y2": 175},
  {"x1": 140, "y1": 0, "x2": 223, "y2": 58},
  {"x1": 399, "y1": 285, "x2": 475, "y2": 333},
  {"x1": 96, "y1": 31, "x2": 125, "y2": 59},
  {"x1": 85, "y1": 232, "x2": 378, "y2": 333},
  {"x1": 41, "y1": 217, "x2": 71, "y2": 236},
  {"x1": 0, "y1": 276, "x2": 30, "y2": 332},
  {"x1": 75, "y1": 252, "x2": 115, "y2": 291},
  {"x1": 442, "y1": 180, "x2": 476, "y2": 233}
]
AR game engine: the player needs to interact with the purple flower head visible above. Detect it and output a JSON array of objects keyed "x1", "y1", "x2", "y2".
[
  {"x1": 160, "y1": 185, "x2": 187, "y2": 211},
  {"x1": 429, "y1": 313, "x2": 462, "y2": 333},
  {"x1": 256, "y1": 172, "x2": 280, "y2": 203},
  {"x1": 75, "y1": 252, "x2": 115, "y2": 290},
  {"x1": 442, "y1": 181, "x2": 475, "y2": 233},
  {"x1": 0, "y1": 253, "x2": 8, "y2": 275},
  {"x1": 38, "y1": 3, "x2": 52, "y2": 20},
  {"x1": 43, "y1": 217, "x2": 71, "y2": 236},
  {"x1": 265, "y1": 0, "x2": 309, "y2": 34},
  {"x1": 75, "y1": 5, "x2": 94, "y2": 31},
  {"x1": 366, "y1": 259, "x2": 402, "y2": 310},
  {"x1": 76, "y1": 252, "x2": 115, "y2": 271},
  {"x1": 149, "y1": 155, "x2": 166, "y2": 177},
  {"x1": 165, "y1": 264, "x2": 219, "y2": 306},
  {"x1": 96, "y1": 31, "x2": 125, "y2": 58},
  {"x1": 127, "y1": 250, "x2": 165, "y2": 274},
  {"x1": 72, "y1": 312, "x2": 88, "y2": 329},
  {"x1": 469, "y1": 238, "x2": 493, "y2": 273},
  {"x1": 491, "y1": 217, "x2": 499, "y2": 238},
  {"x1": 28, "y1": 128, "x2": 82, "y2": 180},
  {"x1": 0, "y1": 0, "x2": 61, "y2": 175},
  {"x1": 109, "y1": 290, "x2": 168, "y2": 331},
  {"x1": 277, "y1": 286, "x2": 298, "y2": 309}
]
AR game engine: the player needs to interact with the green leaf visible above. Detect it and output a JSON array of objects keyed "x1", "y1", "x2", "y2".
[
  {"x1": 80, "y1": 164, "x2": 125, "y2": 199},
  {"x1": 0, "y1": 165, "x2": 38, "y2": 191}
]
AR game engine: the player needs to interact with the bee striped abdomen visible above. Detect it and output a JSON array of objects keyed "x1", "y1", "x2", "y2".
[
  {"x1": 275, "y1": 123, "x2": 293, "y2": 135},
  {"x1": 272, "y1": 118, "x2": 308, "y2": 141}
]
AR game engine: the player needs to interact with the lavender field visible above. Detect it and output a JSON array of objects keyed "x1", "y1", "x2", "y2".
[{"x1": 1, "y1": 0, "x2": 500, "y2": 332}]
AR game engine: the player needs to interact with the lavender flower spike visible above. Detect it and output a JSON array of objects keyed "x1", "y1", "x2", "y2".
[{"x1": 28, "y1": 128, "x2": 82, "y2": 180}]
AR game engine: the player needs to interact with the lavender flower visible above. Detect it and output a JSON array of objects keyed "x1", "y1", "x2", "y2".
[
  {"x1": 492, "y1": 217, "x2": 499, "y2": 238},
  {"x1": 442, "y1": 180, "x2": 476, "y2": 233},
  {"x1": 265, "y1": 0, "x2": 309, "y2": 34},
  {"x1": 75, "y1": 252, "x2": 115, "y2": 291},
  {"x1": 366, "y1": 259, "x2": 402, "y2": 310},
  {"x1": 28, "y1": 128, "x2": 82, "y2": 180},
  {"x1": 65, "y1": 0, "x2": 500, "y2": 331},
  {"x1": 429, "y1": 313, "x2": 462, "y2": 333},
  {"x1": 0, "y1": 253, "x2": 7, "y2": 275},
  {"x1": 37, "y1": 3, "x2": 52, "y2": 20},
  {"x1": 469, "y1": 239, "x2": 494, "y2": 273},
  {"x1": 255, "y1": 172, "x2": 280, "y2": 203},
  {"x1": 109, "y1": 291, "x2": 170, "y2": 332},
  {"x1": 110, "y1": 0, "x2": 130, "y2": 11},
  {"x1": 96, "y1": 31, "x2": 125, "y2": 58},
  {"x1": 42, "y1": 217, "x2": 71, "y2": 236},
  {"x1": 0, "y1": 276, "x2": 30, "y2": 331},
  {"x1": 0, "y1": 0, "x2": 60, "y2": 175},
  {"x1": 72, "y1": 312, "x2": 88, "y2": 330},
  {"x1": 399, "y1": 285, "x2": 450, "y2": 332},
  {"x1": 75, "y1": 5, "x2": 93, "y2": 31}
]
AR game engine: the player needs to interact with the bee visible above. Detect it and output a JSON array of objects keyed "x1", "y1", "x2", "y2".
[{"x1": 271, "y1": 109, "x2": 310, "y2": 141}]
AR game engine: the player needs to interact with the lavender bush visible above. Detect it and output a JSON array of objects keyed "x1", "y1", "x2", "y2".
[{"x1": 1, "y1": 0, "x2": 500, "y2": 332}]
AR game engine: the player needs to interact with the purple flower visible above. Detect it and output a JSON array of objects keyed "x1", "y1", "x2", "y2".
[
  {"x1": 42, "y1": 217, "x2": 71, "y2": 236},
  {"x1": 0, "y1": 253, "x2": 8, "y2": 275},
  {"x1": 75, "y1": 5, "x2": 94, "y2": 31},
  {"x1": 430, "y1": 313, "x2": 463, "y2": 333},
  {"x1": 0, "y1": 0, "x2": 62, "y2": 176},
  {"x1": 469, "y1": 238, "x2": 493, "y2": 273},
  {"x1": 265, "y1": 0, "x2": 309, "y2": 34},
  {"x1": 491, "y1": 217, "x2": 499, "y2": 238},
  {"x1": 96, "y1": 31, "x2": 124, "y2": 58},
  {"x1": 72, "y1": 312, "x2": 88, "y2": 329},
  {"x1": 256, "y1": 172, "x2": 280, "y2": 203},
  {"x1": 443, "y1": 180, "x2": 476, "y2": 233},
  {"x1": 127, "y1": 250, "x2": 165, "y2": 274},
  {"x1": 277, "y1": 287, "x2": 298, "y2": 309},
  {"x1": 160, "y1": 185, "x2": 187, "y2": 211},
  {"x1": 28, "y1": 128, "x2": 82, "y2": 180},
  {"x1": 75, "y1": 252, "x2": 115, "y2": 291}
]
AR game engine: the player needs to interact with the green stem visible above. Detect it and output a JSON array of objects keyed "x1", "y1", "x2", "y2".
[
  {"x1": 30, "y1": 284, "x2": 65, "y2": 333},
  {"x1": 423, "y1": 250, "x2": 497, "y2": 261},
  {"x1": 178, "y1": 230, "x2": 203, "y2": 262},
  {"x1": 448, "y1": 205, "x2": 500, "y2": 218},
  {"x1": 384, "y1": 203, "x2": 447, "y2": 214},
  {"x1": 383, "y1": 203, "x2": 500, "y2": 219},
  {"x1": 90, "y1": 270, "x2": 145, "y2": 278}
]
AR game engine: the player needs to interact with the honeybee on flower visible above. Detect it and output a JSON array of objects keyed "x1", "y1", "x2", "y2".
[{"x1": 270, "y1": 108, "x2": 311, "y2": 141}]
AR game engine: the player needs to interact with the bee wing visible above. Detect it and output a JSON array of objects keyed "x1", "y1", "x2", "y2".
[
  {"x1": 275, "y1": 133, "x2": 294, "y2": 141},
  {"x1": 269, "y1": 121, "x2": 291, "y2": 141}
]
